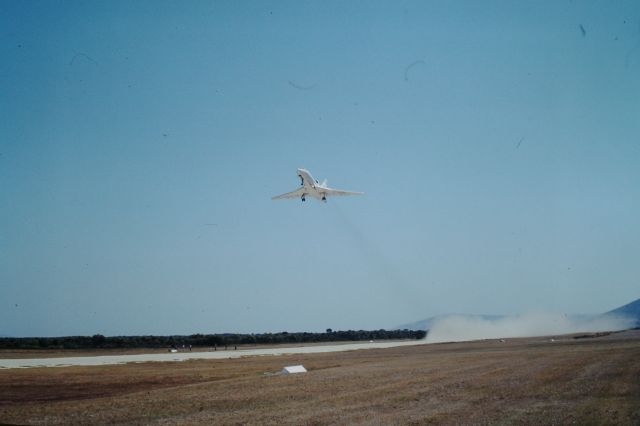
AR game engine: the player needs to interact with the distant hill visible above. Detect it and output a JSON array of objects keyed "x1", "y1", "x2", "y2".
[
  {"x1": 398, "y1": 298, "x2": 640, "y2": 331},
  {"x1": 605, "y1": 298, "x2": 640, "y2": 327}
]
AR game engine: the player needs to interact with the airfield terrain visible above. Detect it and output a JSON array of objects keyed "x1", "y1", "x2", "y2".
[{"x1": 1, "y1": 331, "x2": 639, "y2": 425}]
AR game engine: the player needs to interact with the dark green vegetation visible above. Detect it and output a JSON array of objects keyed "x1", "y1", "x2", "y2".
[{"x1": 0, "y1": 329, "x2": 426, "y2": 350}]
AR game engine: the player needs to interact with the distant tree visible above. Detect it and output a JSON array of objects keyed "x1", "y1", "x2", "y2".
[
  {"x1": 0, "y1": 328, "x2": 427, "y2": 350},
  {"x1": 92, "y1": 334, "x2": 106, "y2": 347}
]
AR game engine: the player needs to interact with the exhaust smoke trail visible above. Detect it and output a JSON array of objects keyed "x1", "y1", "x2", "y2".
[{"x1": 331, "y1": 204, "x2": 424, "y2": 316}]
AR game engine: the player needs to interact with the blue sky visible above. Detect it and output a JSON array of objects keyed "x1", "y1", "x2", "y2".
[{"x1": 1, "y1": 0, "x2": 639, "y2": 336}]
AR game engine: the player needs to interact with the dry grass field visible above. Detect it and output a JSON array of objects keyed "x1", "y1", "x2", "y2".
[{"x1": 1, "y1": 331, "x2": 639, "y2": 425}]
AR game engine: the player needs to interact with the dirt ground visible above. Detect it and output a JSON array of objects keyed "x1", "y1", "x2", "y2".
[{"x1": 1, "y1": 331, "x2": 639, "y2": 425}]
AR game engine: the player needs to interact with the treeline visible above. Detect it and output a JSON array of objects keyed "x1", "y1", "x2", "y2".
[{"x1": 0, "y1": 329, "x2": 426, "y2": 350}]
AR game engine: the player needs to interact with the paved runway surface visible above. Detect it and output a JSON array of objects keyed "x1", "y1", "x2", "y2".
[{"x1": 0, "y1": 340, "x2": 427, "y2": 369}]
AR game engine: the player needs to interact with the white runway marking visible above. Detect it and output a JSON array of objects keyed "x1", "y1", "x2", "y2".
[{"x1": 0, "y1": 340, "x2": 427, "y2": 369}]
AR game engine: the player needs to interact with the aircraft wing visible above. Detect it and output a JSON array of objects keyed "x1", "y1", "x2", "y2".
[
  {"x1": 323, "y1": 188, "x2": 364, "y2": 197},
  {"x1": 271, "y1": 188, "x2": 305, "y2": 200}
]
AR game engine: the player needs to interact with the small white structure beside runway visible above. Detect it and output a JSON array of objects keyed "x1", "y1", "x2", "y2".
[{"x1": 280, "y1": 365, "x2": 307, "y2": 375}]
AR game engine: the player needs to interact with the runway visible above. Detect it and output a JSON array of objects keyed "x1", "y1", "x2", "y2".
[{"x1": 0, "y1": 339, "x2": 427, "y2": 369}]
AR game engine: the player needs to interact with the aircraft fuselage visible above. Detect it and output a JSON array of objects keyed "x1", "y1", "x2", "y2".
[{"x1": 297, "y1": 168, "x2": 327, "y2": 201}]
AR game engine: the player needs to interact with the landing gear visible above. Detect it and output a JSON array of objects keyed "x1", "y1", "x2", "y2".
[
  {"x1": 299, "y1": 176, "x2": 304, "y2": 186},
  {"x1": 301, "y1": 195, "x2": 306, "y2": 202},
  {"x1": 321, "y1": 195, "x2": 327, "y2": 202}
]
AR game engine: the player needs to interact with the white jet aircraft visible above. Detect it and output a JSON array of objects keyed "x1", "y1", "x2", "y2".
[{"x1": 272, "y1": 168, "x2": 364, "y2": 203}]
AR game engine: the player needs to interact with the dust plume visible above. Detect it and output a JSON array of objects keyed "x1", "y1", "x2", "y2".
[{"x1": 425, "y1": 313, "x2": 635, "y2": 343}]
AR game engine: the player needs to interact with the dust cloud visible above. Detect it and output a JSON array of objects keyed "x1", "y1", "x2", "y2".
[{"x1": 425, "y1": 313, "x2": 635, "y2": 343}]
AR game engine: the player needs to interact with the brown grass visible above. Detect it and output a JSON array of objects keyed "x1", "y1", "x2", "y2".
[{"x1": 1, "y1": 332, "x2": 639, "y2": 425}]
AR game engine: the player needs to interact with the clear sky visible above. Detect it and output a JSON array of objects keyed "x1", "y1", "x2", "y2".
[{"x1": 1, "y1": 0, "x2": 639, "y2": 337}]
